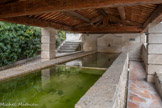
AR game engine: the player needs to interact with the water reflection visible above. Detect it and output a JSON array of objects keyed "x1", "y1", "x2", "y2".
[
  {"x1": 62, "y1": 53, "x2": 119, "y2": 68},
  {"x1": 41, "y1": 69, "x2": 51, "y2": 89}
]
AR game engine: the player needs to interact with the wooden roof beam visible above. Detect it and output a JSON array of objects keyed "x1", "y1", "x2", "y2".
[
  {"x1": 0, "y1": 16, "x2": 73, "y2": 31},
  {"x1": 96, "y1": 8, "x2": 110, "y2": 26},
  {"x1": 0, "y1": 0, "x2": 17, "y2": 4},
  {"x1": 143, "y1": 4, "x2": 162, "y2": 31},
  {"x1": 63, "y1": 11, "x2": 90, "y2": 23},
  {"x1": 0, "y1": 0, "x2": 162, "y2": 18},
  {"x1": 73, "y1": 26, "x2": 143, "y2": 33}
]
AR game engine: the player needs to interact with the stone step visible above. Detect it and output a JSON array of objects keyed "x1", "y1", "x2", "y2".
[
  {"x1": 62, "y1": 44, "x2": 79, "y2": 46},
  {"x1": 58, "y1": 50, "x2": 76, "y2": 53},
  {"x1": 60, "y1": 48, "x2": 77, "y2": 50},
  {"x1": 64, "y1": 42, "x2": 80, "y2": 45},
  {"x1": 57, "y1": 41, "x2": 81, "y2": 53},
  {"x1": 65, "y1": 41, "x2": 81, "y2": 43},
  {"x1": 60, "y1": 46, "x2": 78, "y2": 48},
  {"x1": 63, "y1": 44, "x2": 80, "y2": 46}
]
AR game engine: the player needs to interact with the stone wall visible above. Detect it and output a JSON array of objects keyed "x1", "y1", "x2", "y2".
[
  {"x1": 75, "y1": 52, "x2": 129, "y2": 108},
  {"x1": 82, "y1": 34, "x2": 104, "y2": 52},
  {"x1": 82, "y1": 33, "x2": 146, "y2": 60},
  {"x1": 146, "y1": 23, "x2": 162, "y2": 82},
  {"x1": 97, "y1": 33, "x2": 146, "y2": 60}
]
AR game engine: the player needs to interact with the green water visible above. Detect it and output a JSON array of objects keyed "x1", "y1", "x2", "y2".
[{"x1": 0, "y1": 66, "x2": 104, "y2": 108}]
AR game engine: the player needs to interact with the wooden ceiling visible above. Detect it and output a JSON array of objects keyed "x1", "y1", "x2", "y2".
[{"x1": 0, "y1": 0, "x2": 162, "y2": 33}]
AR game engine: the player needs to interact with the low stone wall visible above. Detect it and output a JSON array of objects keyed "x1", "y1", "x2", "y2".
[
  {"x1": 75, "y1": 52, "x2": 129, "y2": 108},
  {"x1": 0, "y1": 51, "x2": 96, "y2": 82},
  {"x1": 0, "y1": 55, "x2": 40, "y2": 71}
]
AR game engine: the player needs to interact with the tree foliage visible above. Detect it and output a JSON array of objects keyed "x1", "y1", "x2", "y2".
[
  {"x1": 56, "y1": 30, "x2": 66, "y2": 48},
  {"x1": 0, "y1": 22, "x2": 41, "y2": 66}
]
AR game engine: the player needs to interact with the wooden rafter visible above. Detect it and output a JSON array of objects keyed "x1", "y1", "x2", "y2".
[
  {"x1": 73, "y1": 26, "x2": 143, "y2": 33},
  {"x1": 97, "y1": 9, "x2": 141, "y2": 26},
  {"x1": 74, "y1": 16, "x2": 103, "y2": 28},
  {"x1": 118, "y1": 7, "x2": 125, "y2": 21},
  {"x1": 0, "y1": 0, "x2": 162, "y2": 18},
  {"x1": 96, "y1": 9, "x2": 107, "y2": 17},
  {"x1": 103, "y1": 15, "x2": 109, "y2": 26},
  {"x1": 0, "y1": 16, "x2": 73, "y2": 31},
  {"x1": 63, "y1": 11, "x2": 90, "y2": 22},
  {"x1": 143, "y1": 4, "x2": 162, "y2": 31}
]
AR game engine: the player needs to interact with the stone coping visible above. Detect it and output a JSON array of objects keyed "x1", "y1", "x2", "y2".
[
  {"x1": 0, "y1": 55, "x2": 40, "y2": 71},
  {"x1": 0, "y1": 51, "x2": 96, "y2": 82},
  {"x1": 75, "y1": 52, "x2": 129, "y2": 108},
  {"x1": 56, "y1": 51, "x2": 83, "y2": 58}
]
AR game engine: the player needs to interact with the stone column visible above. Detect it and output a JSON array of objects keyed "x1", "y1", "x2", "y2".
[
  {"x1": 41, "y1": 27, "x2": 56, "y2": 62},
  {"x1": 146, "y1": 23, "x2": 162, "y2": 82}
]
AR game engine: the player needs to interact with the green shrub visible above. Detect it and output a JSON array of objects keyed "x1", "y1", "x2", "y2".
[
  {"x1": 0, "y1": 22, "x2": 41, "y2": 66},
  {"x1": 56, "y1": 30, "x2": 66, "y2": 48}
]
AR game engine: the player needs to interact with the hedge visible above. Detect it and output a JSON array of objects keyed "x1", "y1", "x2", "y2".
[{"x1": 0, "y1": 22, "x2": 41, "y2": 66}]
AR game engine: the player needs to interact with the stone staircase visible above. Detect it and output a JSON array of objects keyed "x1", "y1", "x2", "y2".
[{"x1": 57, "y1": 41, "x2": 81, "y2": 53}]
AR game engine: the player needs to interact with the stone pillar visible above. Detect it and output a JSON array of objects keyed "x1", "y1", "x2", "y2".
[
  {"x1": 41, "y1": 27, "x2": 56, "y2": 62},
  {"x1": 146, "y1": 23, "x2": 162, "y2": 82}
]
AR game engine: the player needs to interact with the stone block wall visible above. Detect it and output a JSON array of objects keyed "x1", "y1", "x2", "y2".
[
  {"x1": 82, "y1": 34, "x2": 103, "y2": 52},
  {"x1": 82, "y1": 33, "x2": 146, "y2": 60},
  {"x1": 146, "y1": 23, "x2": 162, "y2": 82},
  {"x1": 97, "y1": 33, "x2": 146, "y2": 60}
]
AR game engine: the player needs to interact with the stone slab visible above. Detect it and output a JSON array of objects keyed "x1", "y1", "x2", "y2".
[
  {"x1": 148, "y1": 34, "x2": 162, "y2": 43},
  {"x1": 148, "y1": 23, "x2": 162, "y2": 34},
  {"x1": 147, "y1": 44, "x2": 162, "y2": 54},
  {"x1": 148, "y1": 54, "x2": 162, "y2": 65},
  {"x1": 75, "y1": 52, "x2": 128, "y2": 108},
  {"x1": 147, "y1": 74, "x2": 155, "y2": 83},
  {"x1": 146, "y1": 64, "x2": 162, "y2": 75}
]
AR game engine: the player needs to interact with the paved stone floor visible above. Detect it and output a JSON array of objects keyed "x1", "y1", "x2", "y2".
[{"x1": 127, "y1": 61, "x2": 162, "y2": 108}]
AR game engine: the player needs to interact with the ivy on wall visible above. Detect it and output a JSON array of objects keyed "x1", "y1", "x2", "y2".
[{"x1": 0, "y1": 22, "x2": 41, "y2": 66}]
